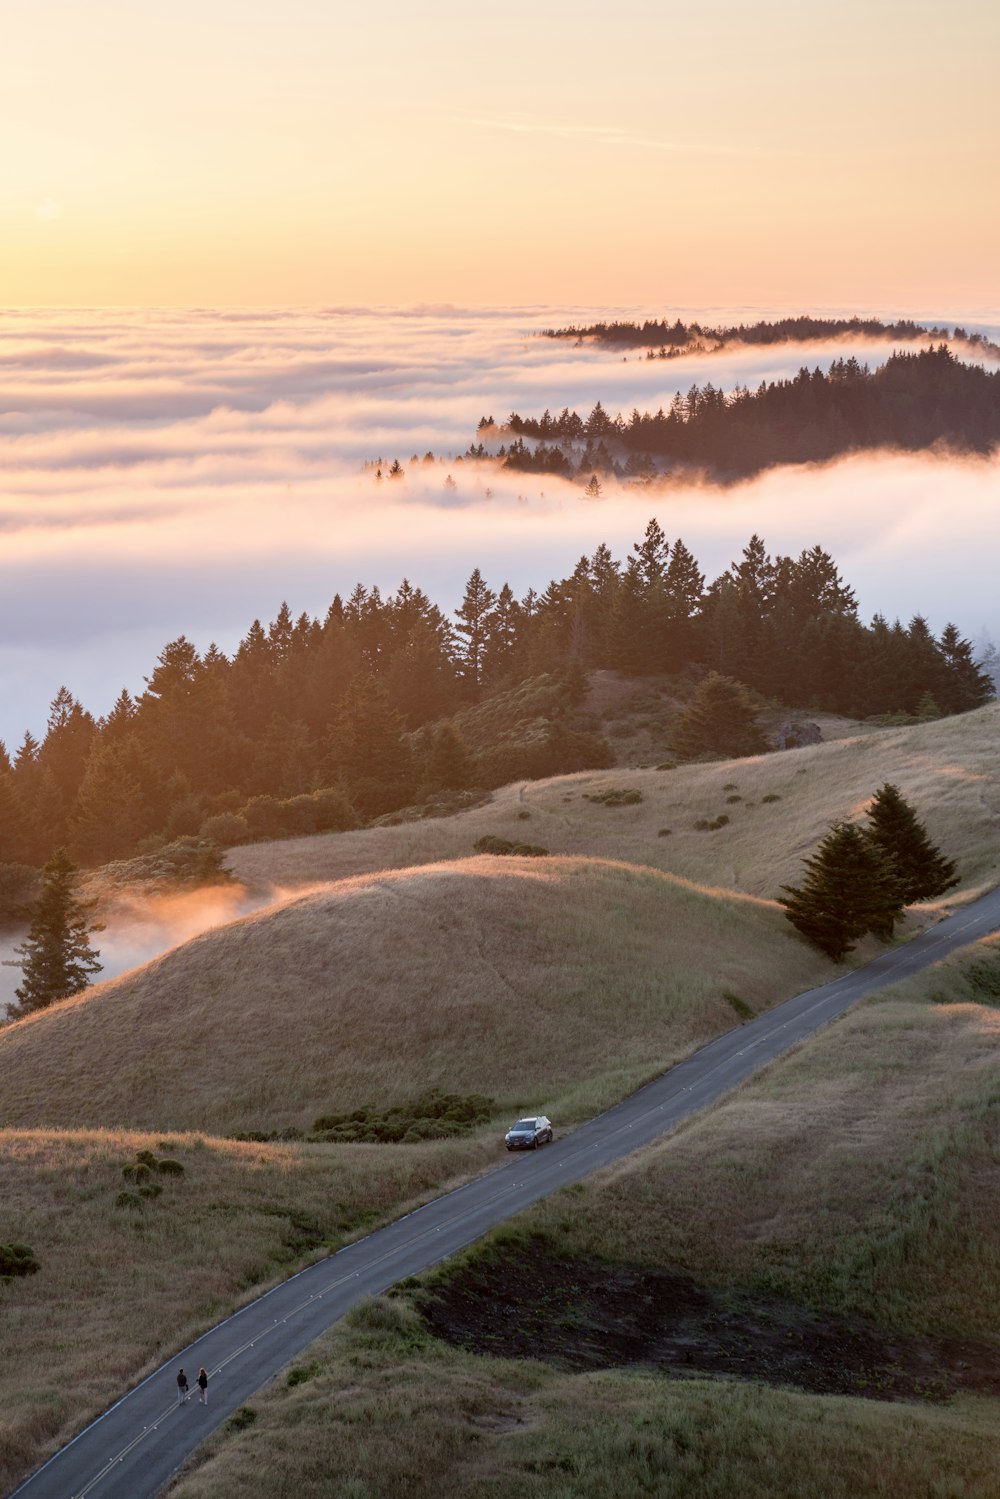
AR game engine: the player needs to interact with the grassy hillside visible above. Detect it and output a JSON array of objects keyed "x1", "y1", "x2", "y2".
[
  {"x1": 168, "y1": 1311, "x2": 1000, "y2": 1499},
  {"x1": 0, "y1": 857, "x2": 832, "y2": 1136},
  {"x1": 0, "y1": 1128, "x2": 487, "y2": 1496},
  {"x1": 228, "y1": 703, "x2": 1000, "y2": 901},
  {"x1": 164, "y1": 937, "x2": 1000, "y2": 1499}
]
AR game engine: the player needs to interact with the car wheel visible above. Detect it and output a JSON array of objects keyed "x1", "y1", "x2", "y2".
[
  {"x1": 532, "y1": 1136, "x2": 538, "y2": 1149},
  {"x1": 546, "y1": 1130, "x2": 553, "y2": 1144}
]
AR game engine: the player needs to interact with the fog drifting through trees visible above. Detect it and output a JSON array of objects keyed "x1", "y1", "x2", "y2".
[{"x1": 2, "y1": 306, "x2": 999, "y2": 742}]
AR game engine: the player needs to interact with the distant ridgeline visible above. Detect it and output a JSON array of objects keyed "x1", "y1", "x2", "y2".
[
  {"x1": 543, "y1": 313, "x2": 1000, "y2": 361},
  {"x1": 0, "y1": 528, "x2": 991, "y2": 880},
  {"x1": 469, "y1": 347, "x2": 1000, "y2": 481}
]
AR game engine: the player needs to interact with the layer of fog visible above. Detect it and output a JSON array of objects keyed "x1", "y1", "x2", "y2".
[
  {"x1": 0, "y1": 880, "x2": 323, "y2": 1020},
  {"x1": 2, "y1": 305, "x2": 999, "y2": 745}
]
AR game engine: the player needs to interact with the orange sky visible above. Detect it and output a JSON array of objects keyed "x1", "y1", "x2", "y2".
[{"x1": 2, "y1": 0, "x2": 999, "y2": 306}]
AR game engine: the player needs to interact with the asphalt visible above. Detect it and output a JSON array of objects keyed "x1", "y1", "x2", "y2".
[{"x1": 11, "y1": 881, "x2": 1000, "y2": 1499}]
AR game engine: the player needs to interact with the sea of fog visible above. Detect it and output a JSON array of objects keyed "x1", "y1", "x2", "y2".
[{"x1": 2, "y1": 302, "x2": 999, "y2": 747}]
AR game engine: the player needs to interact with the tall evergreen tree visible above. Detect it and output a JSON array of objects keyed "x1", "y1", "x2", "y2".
[
  {"x1": 779, "y1": 823, "x2": 903, "y2": 960},
  {"x1": 454, "y1": 568, "x2": 496, "y2": 694},
  {"x1": 864, "y1": 782, "x2": 958, "y2": 904},
  {"x1": 9, "y1": 849, "x2": 103, "y2": 1018}
]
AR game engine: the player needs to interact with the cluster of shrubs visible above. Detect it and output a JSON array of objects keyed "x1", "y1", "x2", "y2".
[
  {"x1": 115, "y1": 1148, "x2": 185, "y2": 1211},
  {"x1": 311, "y1": 1090, "x2": 493, "y2": 1145},
  {"x1": 473, "y1": 835, "x2": 549, "y2": 858},
  {"x1": 694, "y1": 814, "x2": 730, "y2": 832},
  {"x1": 200, "y1": 787, "x2": 357, "y2": 847},
  {"x1": 584, "y1": 787, "x2": 643, "y2": 807},
  {"x1": 0, "y1": 1241, "x2": 40, "y2": 1281}
]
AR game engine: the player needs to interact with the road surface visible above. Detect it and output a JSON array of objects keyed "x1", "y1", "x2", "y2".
[{"x1": 11, "y1": 881, "x2": 1000, "y2": 1499}]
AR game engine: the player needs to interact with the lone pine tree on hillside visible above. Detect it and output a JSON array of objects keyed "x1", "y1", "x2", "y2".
[
  {"x1": 778, "y1": 823, "x2": 904, "y2": 961},
  {"x1": 8, "y1": 849, "x2": 103, "y2": 1018},
  {"x1": 669, "y1": 672, "x2": 769, "y2": 760},
  {"x1": 865, "y1": 782, "x2": 959, "y2": 904}
]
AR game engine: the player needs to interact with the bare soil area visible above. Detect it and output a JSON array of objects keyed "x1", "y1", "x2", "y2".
[{"x1": 420, "y1": 1246, "x2": 1000, "y2": 1404}]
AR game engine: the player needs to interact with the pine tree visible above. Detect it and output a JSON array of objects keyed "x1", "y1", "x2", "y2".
[
  {"x1": 779, "y1": 823, "x2": 903, "y2": 960},
  {"x1": 454, "y1": 568, "x2": 497, "y2": 694},
  {"x1": 669, "y1": 673, "x2": 768, "y2": 759},
  {"x1": 865, "y1": 782, "x2": 958, "y2": 904},
  {"x1": 9, "y1": 849, "x2": 103, "y2": 1017}
]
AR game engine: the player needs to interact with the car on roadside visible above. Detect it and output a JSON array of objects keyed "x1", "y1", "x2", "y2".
[{"x1": 504, "y1": 1115, "x2": 553, "y2": 1150}]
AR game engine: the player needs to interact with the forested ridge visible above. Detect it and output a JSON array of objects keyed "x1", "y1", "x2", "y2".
[
  {"x1": 474, "y1": 346, "x2": 1000, "y2": 481},
  {"x1": 0, "y1": 526, "x2": 991, "y2": 883},
  {"x1": 543, "y1": 313, "x2": 1000, "y2": 360}
]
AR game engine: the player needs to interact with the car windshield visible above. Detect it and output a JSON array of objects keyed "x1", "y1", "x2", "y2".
[{"x1": 513, "y1": 1119, "x2": 536, "y2": 1131}]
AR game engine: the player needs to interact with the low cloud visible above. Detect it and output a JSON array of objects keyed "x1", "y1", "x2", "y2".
[{"x1": 1, "y1": 306, "x2": 998, "y2": 744}]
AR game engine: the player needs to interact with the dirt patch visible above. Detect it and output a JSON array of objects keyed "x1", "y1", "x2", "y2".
[{"x1": 420, "y1": 1247, "x2": 1000, "y2": 1404}]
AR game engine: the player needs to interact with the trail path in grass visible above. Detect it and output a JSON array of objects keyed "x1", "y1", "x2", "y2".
[{"x1": 13, "y1": 882, "x2": 1000, "y2": 1499}]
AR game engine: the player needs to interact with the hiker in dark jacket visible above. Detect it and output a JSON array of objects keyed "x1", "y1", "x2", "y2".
[
  {"x1": 177, "y1": 1368, "x2": 189, "y2": 1404},
  {"x1": 197, "y1": 1368, "x2": 209, "y2": 1406}
]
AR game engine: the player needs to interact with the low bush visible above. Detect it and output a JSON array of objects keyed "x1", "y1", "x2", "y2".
[
  {"x1": 0, "y1": 1242, "x2": 40, "y2": 1279},
  {"x1": 227, "y1": 1407, "x2": 257, "y2": 1432},
  {"x1": 115, "y1": 1190, "x2": 143, "y2": 1211},
  {"x1": 311, "y1": 1089, "x2": 493, "y2": 1145},
  {"x1": 473, "y1": 835, "x2": 549, "y2": 858},
  {"x1": 694, "y1": 814, "x2": 730, "y2": 832},
  {"x1": 584, "y1": 788, "x2": 643, "y2": 807},
  {"x1": 761, "y1": 792, "x2": 782, "y2": 804}
]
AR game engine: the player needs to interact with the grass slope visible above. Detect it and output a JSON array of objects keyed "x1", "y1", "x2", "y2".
[
  {"x1": 228, "y1": 703, "x2": 1000, "y2": 901},
  {"x1": 165, "y1": 937, "x2": 1000, "y2": 1499},
  {"x1": 0, "y1": 857, "x2": 830, "y2": 1136},
  {"x1": 0, "y1": 1128, "x2": 488, "y2": 1496}
]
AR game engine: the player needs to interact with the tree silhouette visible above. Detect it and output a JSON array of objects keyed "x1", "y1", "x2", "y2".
[
  {"x1": 865, "y1": 782, "x2": 958, "y2": 905},
  {"x1": 779, "y1": 823, "x2": 903, "y2": 960},
  {"x1": 9, "y1": 849, "x2": 103, "y2": 1018}
]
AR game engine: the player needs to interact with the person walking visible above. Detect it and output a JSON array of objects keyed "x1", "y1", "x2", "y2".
[
  {"x1": 177, "y1": 1368, "x2": 189, "y2": 1404},
  {"x1": 197, "y1": 1368, "x2": 209, "y2": 1406}
]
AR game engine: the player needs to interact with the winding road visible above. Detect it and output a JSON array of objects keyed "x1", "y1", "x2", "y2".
[{"x1": 11, "y1": 882, "x2": 1000, "y2": 1499}]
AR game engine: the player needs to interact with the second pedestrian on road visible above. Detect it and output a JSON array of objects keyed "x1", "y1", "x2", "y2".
[
  {"x1": 177, "y1": 1368, "x2": 189, "y2": 1404},
  {"x1": 198, "y1": 1368, "x2": 209, "y2": 1406}
]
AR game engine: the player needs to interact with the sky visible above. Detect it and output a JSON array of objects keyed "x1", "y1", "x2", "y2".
[
  {"x1": 2, "y1": 0, "x2": 999, "y2": 308},
  {"x1": 2, "y1": 306, "x2": 999, "y2": 748}
]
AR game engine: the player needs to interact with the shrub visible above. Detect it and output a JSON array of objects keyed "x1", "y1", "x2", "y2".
[
  {"x1": 287, "y1": 1364, "x2": 320, "y2": 1388},
  {"x1": 311, "y1": 1089, "x2": 492, "y2": 1144},
  {"x1": 0, "y1": 1242, "x2": 40, "y2": 1278},
  {"x1": 115, "y1": 1190, "x2": 143, "y2": 1211},
  {"x1": 199, "y1": 812, "x2": 251, "y2": 846},
  {"x1": 517, "y1": 809, "x2": 531, "y2": 820},
  {"x1": 473, "y1": 835, "x2": 548, "y2": 858},
  {"x1": 138, "y1": 1182, "x2": 163, "y2": 1200},
  {"x1": 725, "y1": 794, "x2": 742, "y2": 804},
  {"x1": 694, "y1": 814, "x2": 730, "y2": 832},
  {"x1": 761, "y1": 792, "x2": 782, "y2": 803},
  {"x1": 657, "y1": 828, "x2": 672, "y2": 837},
  {"x1": 157, "y1": 1158, "x2": 185, "y2": 1176},
  {"x1": 584, "y1": 787, "x2": 643, "y2": 807},
  {"x1": 227, "y1": 1407, "x2": 257, "y2": 1431}
]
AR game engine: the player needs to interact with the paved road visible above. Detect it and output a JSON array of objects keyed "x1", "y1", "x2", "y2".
[{"x1": 12, "y1": 882, "x2": 1000, "y2": 1499}]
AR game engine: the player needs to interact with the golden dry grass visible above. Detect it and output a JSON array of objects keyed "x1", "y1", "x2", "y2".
[
  {"x1": 227, "y1": 703, "x2": 1000, "y2": 901},
  {"x1": 0, "y1": 1127, "x2": 488, "y2": 1496},
  {"x1": 0, "y1": 857, "x2": 832, "y2": 1136},
  {"x1": 521, "y1": 936, "x2": 1000, "y2": 1338},
  {"x1": 168, "y1": 1299, "x2": 1000, "y2": 1499}
]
